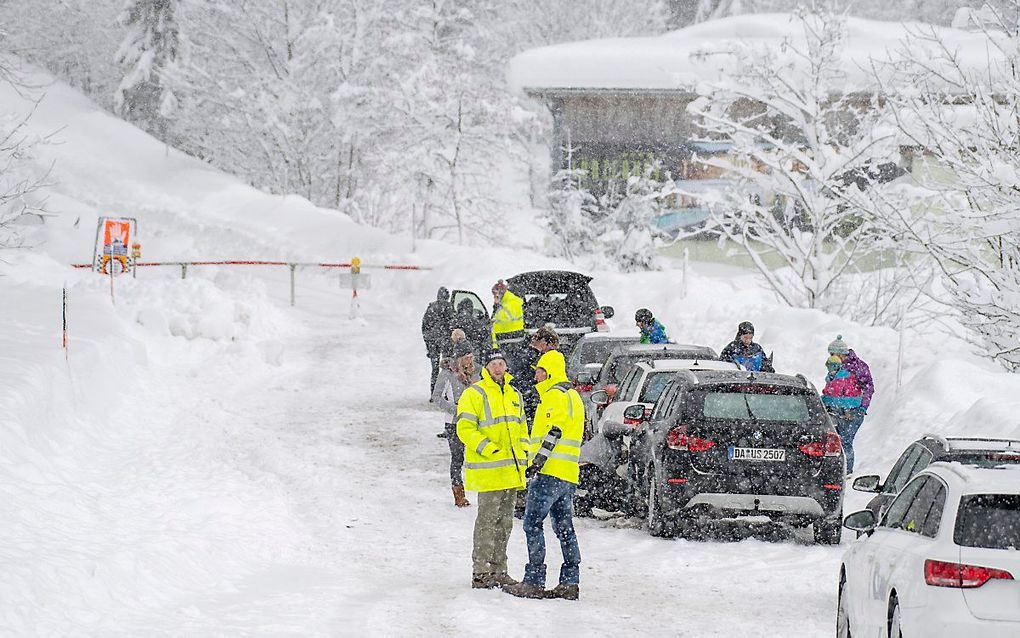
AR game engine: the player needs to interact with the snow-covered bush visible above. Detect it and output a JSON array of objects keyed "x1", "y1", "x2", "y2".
[
  {"x1": 543, "y1": 167, "x2": 672, "y2": 271},
  {"x1": 0, "y1": 59, "x2": 48, "y2": 248}
]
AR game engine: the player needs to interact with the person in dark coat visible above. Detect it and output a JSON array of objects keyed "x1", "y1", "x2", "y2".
[
  {"x1": 452, "y1": 298, "x2": 490, "y2": 359},
  {"x1": 422, "y1": 287, "x2": 454, "y2": 396},
  {"x1": 720, "y1": 321, "x2": 774, "y2": 372}
]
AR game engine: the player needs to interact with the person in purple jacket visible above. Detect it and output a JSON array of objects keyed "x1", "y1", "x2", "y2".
[{"x1": 826, "y1": 335, "x2": 874, "y2": 473}]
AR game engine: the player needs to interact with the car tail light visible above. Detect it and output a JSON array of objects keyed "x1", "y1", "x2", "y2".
[
  {"x1": 574, "y1": 383, "x2": 594, "y2": 392},
  {"x1": 623, "y1": 416, "x2": 643, "y2": 425},
  {"x1": 924, "y1": 559, "x2": 1015, "y2": 588},
  {"x1": 667, "y1": 424, "x2": 716, "y2": 452},
  {"x1": 667, "y1": 478, "x2": 688, "y2": 484},
  {"x1": 800, "y1": 432, "x2": 842, "y2": 458}
]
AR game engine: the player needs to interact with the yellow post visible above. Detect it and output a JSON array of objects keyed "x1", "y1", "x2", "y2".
[{"x1": 349, "y1": 256, "x2": 362, "y2": 319}]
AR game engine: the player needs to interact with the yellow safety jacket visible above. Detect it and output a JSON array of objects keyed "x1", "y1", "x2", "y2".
[
  {"x1": 529, "y1": 351, "x2": 585, "y2": 484},
  {"x1": 456, "y1": 368, "x2": 529, "y2": 492},
  {"x1": 491, "y1": 289, "x2": 525, "y2": 348}
]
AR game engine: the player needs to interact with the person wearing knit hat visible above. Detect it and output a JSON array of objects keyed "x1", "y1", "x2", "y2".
[
  {"x1": 719, "y1": 321, "x2": 774, "y2": 373},
  {"x1": 454, "y1": 343, "x2": 529, "y2": 591},
  {"x1": 827, "y1": 335, "x2": 850, "y2": 356},
  {"x1": 822, "y1": 335, "x2": 874, "y2": 473}
]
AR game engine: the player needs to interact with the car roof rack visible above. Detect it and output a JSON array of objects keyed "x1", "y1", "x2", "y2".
[
  {"x1": 922, "y1": 433, "x2": 1020, "y2": 451},
  {"x1": 921, "y1": 433, "x2": 951, "y2": 450}
]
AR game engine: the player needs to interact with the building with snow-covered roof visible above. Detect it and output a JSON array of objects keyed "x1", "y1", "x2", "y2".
[{"x1": 507, "y1": 14, "x2": 1001, "y2": 232}]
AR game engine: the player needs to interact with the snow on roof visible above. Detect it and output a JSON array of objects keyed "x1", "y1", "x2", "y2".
[
  {"x1": 508, "y1": 13, "x2": 1003, "y2": 94},
  {"x1": 927, "y1": 461, "x2": 1020, "y2": 494}
]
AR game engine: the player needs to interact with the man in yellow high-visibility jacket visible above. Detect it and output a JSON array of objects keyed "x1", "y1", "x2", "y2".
[
  {"x1": 456, "y1": 350, "x2": 530, "y2": 590},
  {"x1": 503, "y1": 349, "x2": 584, "y2": 601},
  {"x1": 490, "y1": 279, "x2": 525, "y2": 350}
]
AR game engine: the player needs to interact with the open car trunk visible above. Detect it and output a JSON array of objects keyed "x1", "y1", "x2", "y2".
[{"x1": 506, "y1": 270, "x2": 598, "y2": 331}]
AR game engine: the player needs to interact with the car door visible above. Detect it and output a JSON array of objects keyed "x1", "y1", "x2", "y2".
[
  {"x1": 869, "y1": 475, "x2": 946, "y2": 624},
  {"x1": 450, "y1": 290, "x2": 489, "y2": 321},
  {"x1": 852, "y1": 476, "x2": 929, "y2": 632},
  {"x1": 883, "y1": 476, "x2": 949, "y2": 614}
]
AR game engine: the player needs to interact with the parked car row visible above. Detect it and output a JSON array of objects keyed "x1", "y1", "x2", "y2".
[
  {"x1": 564, "y1": 329, "x2": 848, "y2": 545},
  {"x1": 455, "y1": 270, "x2": 1020, "y2": 634}
]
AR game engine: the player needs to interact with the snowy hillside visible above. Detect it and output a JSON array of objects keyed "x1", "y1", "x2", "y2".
[{"x1": 3, "y1": 60, "x2": 1020, "y2": 635}]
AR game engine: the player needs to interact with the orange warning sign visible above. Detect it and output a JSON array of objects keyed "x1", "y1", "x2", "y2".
[{"x1": 93, "y1": 217, "x2": 137, "y2": 275}]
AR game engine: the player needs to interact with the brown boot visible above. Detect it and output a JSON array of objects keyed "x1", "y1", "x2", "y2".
[
  {"x1": 502, "y1": 581, "x2": 546, "y2": 599},
  {"x1": 452, "y1": 485, "x2": 470, "y2": 507},
  {"x1": 471, "y1": 573, "x2": 497, "y2": 589},
  {"x1": 546, "y1": 583, "x2": 579, "y2": 600},
  {"x1": 490, "y1": 572, "x2": 519, "y2": 588}
]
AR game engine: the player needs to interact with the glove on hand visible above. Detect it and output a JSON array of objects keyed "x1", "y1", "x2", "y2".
[{"x1": 525, "y1": 465, "x2": 538, "y2": 479}]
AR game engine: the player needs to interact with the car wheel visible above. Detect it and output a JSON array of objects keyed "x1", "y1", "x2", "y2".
[
  {"x1": 887, "y1": 596, "x2": 902, "y2": 638},
  {"x1": 646, "y1": 465, "x2": 673, "y2": 537},
  {"x1": 813, "y1": 515, "x2": 843, "y2": 545},
  {"x1": 836, "y1": 574, "x2": 852, "y2": 638}
]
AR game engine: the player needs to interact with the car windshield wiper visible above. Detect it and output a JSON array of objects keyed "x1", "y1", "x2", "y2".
[{"x1": 743, "y1": 393, "x2": 759, "y2": 420}]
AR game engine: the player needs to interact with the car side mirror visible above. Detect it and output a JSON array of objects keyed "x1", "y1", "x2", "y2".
[
  {"x1": 622, "y1": 404, "x2": 646, "y2": 422},
  {"x1": 576, "y1": 371, "x2": 595, "y2": 386},
  {"x1": 589, "y1": 390, "x2": 610, "y2": 405},
  {"x1": 852, "y1": 474, "x2": 882, "y2": 493},
  {"x1": 843, "y1": 509, "x2": 877, "y2": 534},
  {"x1": 600, "y1": 305, "x2": 615, "y2": 319}
]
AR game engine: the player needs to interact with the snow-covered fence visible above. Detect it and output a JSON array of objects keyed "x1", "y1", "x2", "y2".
[{"x1": 71, "y1": 260, "x2": 432, "y2": 307}]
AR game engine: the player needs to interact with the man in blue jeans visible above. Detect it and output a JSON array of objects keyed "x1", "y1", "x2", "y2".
[{"x1": 503, "y1": 350, "x2": 584, "y2": 600}]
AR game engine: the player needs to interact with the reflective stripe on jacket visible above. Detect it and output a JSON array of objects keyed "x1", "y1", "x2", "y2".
[
  {"x1": 456, "y1": 368, "x2": 529, "y2": 492},
  {"x1": 491, "y1": 290, "x2": 525, "y2": 348},
  {"x1": 529, "y1": 351, "x2": 585, "y2": 484}
]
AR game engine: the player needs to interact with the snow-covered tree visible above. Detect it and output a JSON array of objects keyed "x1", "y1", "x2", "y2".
[
  {"x1": 668, "y1": 1, "x2": 977, "y2": 27},
  {"x1": 114, "y1": 0, "x2": 179, "y2": 138},
  {"x1": 878, "y1": 0, "x2": 1020, "y2": 369},
  {"x1": 0, "y1": 0, "x2": 123, "y2": 109},
  {"x1": 687, "y1": 7, "x2": 905, "y2": 313},
  {"x1": 543, "y1": 166, "x2": 672, "y2": 271}
]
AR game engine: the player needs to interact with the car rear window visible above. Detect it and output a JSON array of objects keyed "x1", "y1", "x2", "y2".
[
  {"x1": 699, "y1": 391, "x2": 811, "y2": 422},
  {"x1": 954, "y1": 494, "x2": 1020, "y2": 550},
  {"x1": 579, "y1": 341, "x2": 629, "y2": 366}
]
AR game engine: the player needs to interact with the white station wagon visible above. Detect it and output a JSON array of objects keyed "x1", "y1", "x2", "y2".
[{"x1": 838, "y1": 461, "x2": 1020, "y2": 637}]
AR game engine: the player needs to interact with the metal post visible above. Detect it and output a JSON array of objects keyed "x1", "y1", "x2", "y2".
[
  {"x1": 62, "y1": 285, "x2": 68, "y2": 359},
  {"x1": 181, "y1": 263, "x2": 187, "y2": 280},
  {"x1": 896, "y1": 305, "x2": 906, "y2": 390},
  {"x1": 682, "y1": 247, "x2": 689, "y2": 299},
  {"x1": 289, "y1": 263, "x2": 297, "y2": 307},
  {"x1": 109, "y1": 259, "x2": 115, "y2": 304}
]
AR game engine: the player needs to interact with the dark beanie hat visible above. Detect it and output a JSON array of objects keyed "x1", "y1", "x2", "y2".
[
  {"x1": 737, "y1": 321, "x2": 755, "y2": 336},
  {"x1": 485, "y1": 350, "x2": 507, "y2": 365},
  {"x1": 452, "y1": 341, "x2": 475, "y2": 359}
]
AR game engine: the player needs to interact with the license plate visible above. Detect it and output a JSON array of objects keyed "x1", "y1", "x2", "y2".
[{"x1": 729, "y1": 447, "x2": 786, "y2": 462}]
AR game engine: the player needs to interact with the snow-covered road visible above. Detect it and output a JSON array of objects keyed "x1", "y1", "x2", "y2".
[{"x1": 3, "y1": 270, "x2": 851, "y2": 636}]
